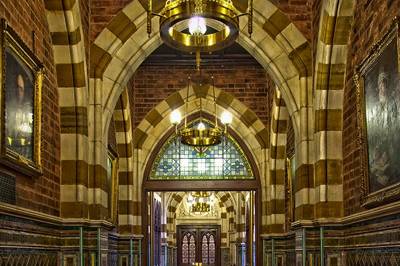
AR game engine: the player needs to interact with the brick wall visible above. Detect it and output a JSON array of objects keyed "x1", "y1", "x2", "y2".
[
  {"x1": 343, "y1": 0, "x2": 400, "y2": 215},
  {"x1": 0, "y1": 1, "x2": 60, "y2": 215},
  {"x1": 90, "y1": 0, "x2": 132, "y2": 42},
  {"x1": 128, "y1": 54, "x2": 275, "y2": 131},
  {"x1": 273, "y1": 0, "x2": 313, "y2": 42}
]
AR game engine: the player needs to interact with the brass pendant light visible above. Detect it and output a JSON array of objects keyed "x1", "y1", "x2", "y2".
[
  {"x1": 155, "y1": 0, "x2": 238, "y2": 153},
  {"x1": 179, "y1": 74, "x2": 223, "y2": 154},
  {"x1": 147, "y1": 0, "x2": 254, "y2": 70}
]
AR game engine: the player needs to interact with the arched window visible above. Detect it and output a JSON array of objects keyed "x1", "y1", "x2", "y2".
[
  {"x1": 202, "y1": 232, "x2": 216, "y2": 265},
  {"x1": 150, "y1": 121, "x2": 253, "y2": 180},
  {"x1": 182, "y1": 232, "x2": 196, "y2": 264}
]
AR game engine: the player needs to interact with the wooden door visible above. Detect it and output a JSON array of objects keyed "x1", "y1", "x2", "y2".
[{"x1": 177, "y1": 225, "x2": 220, "y2": 266}]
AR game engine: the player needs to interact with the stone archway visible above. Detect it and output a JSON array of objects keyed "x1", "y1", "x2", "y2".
[
  {"x1": 164, "y1": 191, "x2": 244, "y2": 264},
  {"x1": 112, "y1": 88, "x2": 139, "y2": 234},
  {"x1": 89, "y1": 2, "x2": 314, "y2": 198},
  {"x1": 136, "y1": 86, "x2": 265, "y2": 264},
  {"x1": 92, "y1": 0, "x2": 312, "y2": 140},
  {"x1": 132, "y1": 86, "x2": 266, "y2": 234},
  {"x1": 45, "y1": 0, "x2": 316, "y2": 228},
  {"x1": 165, "y1": 192, "x2": 234, "y2": 244},
  {"x1": 44, "y1": 0, "x2": 92, "y2": 219},
  {"x1": 313, "y1": 0, "x2": 355, "y2": 220},
  {"x1": 265, "y1": 87, "x2": 290, "y2": 234}
]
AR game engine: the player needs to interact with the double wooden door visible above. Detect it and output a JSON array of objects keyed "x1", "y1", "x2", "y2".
[{"x1": 177, "y1": 225, "x2": 220, "y2": 266}]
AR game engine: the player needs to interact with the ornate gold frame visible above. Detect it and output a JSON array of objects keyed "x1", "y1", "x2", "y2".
[
  {"x1": 354, "y1": 17, "x2": 400, "y2": 207},
  {"x1": 0, "y1": 19, "x2": 43, "y2": 177}
]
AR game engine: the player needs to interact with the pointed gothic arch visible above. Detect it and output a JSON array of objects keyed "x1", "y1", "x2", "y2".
[{"x1": 89, "y1": 2, "x2": 314, "y2": 191}]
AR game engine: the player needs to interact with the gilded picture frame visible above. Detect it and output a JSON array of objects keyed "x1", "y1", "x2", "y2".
[
  {"x1": 0, "y1": 19, "x2": 43, "y2": 177},
  {"x1": 355, "y1": 17, "x2": 400, "y2": 207}
]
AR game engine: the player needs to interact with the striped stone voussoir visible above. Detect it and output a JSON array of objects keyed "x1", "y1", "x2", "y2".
[
  {"x1": 90, "y1": 0, "x2": 313, "y2": 151},
  {"x1": 251, "y1": 1, "x2": 312, "y2": 78},
  {"x1": 265, "y1": 89, "x2": 288, "y2": 234},
  {"x1": 89, "y1": 0, "x2": 145, "y2": 79},
  {"x1": 236, "y1": 193, "x2": 246, "y2": 242},
  {"x1": 113, "y1": 89, "x2": 141, "y2": 234},
  {"x1": 45, "y1": 0, "x2": 89, "y2": 219},
  {"x1": 132, "y1": 86, "x2": 268, "y2": 187},
  {"x1": 166, "y1": 193, "x2": 184, "y2": 246},
  {"x1": 312, "y1": 0, "x2": 354, "y2": 219},
  {"x1": 165, "y1": 192, "x2": 237, "y2": 247}
]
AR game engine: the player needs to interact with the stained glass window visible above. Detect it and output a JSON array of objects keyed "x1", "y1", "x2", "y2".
[
  {"x1": 201, "y1": 232, "x2": 216, "y2": 265},
  {"x1": 151, "y1": 122, "x2": 253, "y2": 180},
  {"x1": 209, "y1": 234, "x2": 215, "y2": 264},
  {"x1": 189, "y1": 234, "x2": 196, "y2": 263},
  {"x1": 202, "y1": 235, "x2": 209, "y2": 263},
  {"x1": 182, "y1": 232, "x2": 196, "y2": 264},
  {"x1": 182, "y1": 235, "x2": 189, "y2": 263}
]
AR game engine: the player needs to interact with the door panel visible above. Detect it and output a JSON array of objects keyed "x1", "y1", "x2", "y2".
[
  {"x1": 177, "y1": 225, "x2": 221, "y2": 266},
  {"x1": 201, "y1": 231, "x2": 216, "y2": 265},
  {"x1": 181, "y1": 230, "x2": 197, "y2": 265}
]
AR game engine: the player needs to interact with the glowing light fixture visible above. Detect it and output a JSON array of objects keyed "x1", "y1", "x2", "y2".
[
  {"x1": 147, "y1": 0, "x2": 254, "y2": 70},
  {"x1": 197, "y1": 121, "x2": 206, "y2": 131},
  {"x1": 171, "y1": 75, "x2": 230, "y2": 154},
  {"x1": 187, "y1": 191, "x2": 214, "y2": 214},
  {"x1": 188, "y1": 16, "x2": 207, "y2": 35},
  {"x1": 170, "y1": 109, "x2": 182, "y2": 125},
  {"x1": 221, "y1": 110, "x2": 233, "y2": 125}
]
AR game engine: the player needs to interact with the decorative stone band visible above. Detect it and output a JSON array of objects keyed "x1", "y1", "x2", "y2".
[
  {"x1": 127, "y1": 86, "x2": 267, "y2": 239},
  {"x1": 113, "y1": 89, "x2": 141, "y2": 234},
  {"x1": 90, "y1": 0, "x2": 313, "y2": 161},
  {"x1": 165, "y1": 192, "x2": 236, "y2": 248},
  {"x1": 91, "y1": 0, "x2": 312, "y2": 113},
  {"x1": 312, "y1": 0, "x2": 354, "y2": 219},
  {"x1": 166, "y1": 193, "x2": 183, "y2": 246},
  {"x1": 45, "y1": 0, "x2": 90, "y2": 219},
  {"x1": 87, "y1": 0, "x2": 314, "y2": 235},
  {"x1": 266, "y1": 88, "x2": 288, "y2": 234},
  {"x1": 216, "y1": 192, "x2": 237, "y2": 235}
]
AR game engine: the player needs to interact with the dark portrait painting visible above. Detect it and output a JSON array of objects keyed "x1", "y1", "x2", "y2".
[
  {"x1": 4, "y1": 47, "x2": 34, "y2": 160},
  {"x1": 364, "y1": 37, "x2": 400, "y2": 193}
]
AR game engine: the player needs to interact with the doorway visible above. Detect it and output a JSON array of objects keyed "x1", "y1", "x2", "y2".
[
  {"x1": 144, "y1": 190, "x2": 258, "y2": 266},
  {"x1": 177, "y1": 224, "x2": 221, "y2": 266}
]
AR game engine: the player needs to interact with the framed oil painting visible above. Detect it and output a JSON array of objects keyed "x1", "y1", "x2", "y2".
[
  {"x1": 0, "y1": 19, "x2": 43, "y2": 177},
  {"x1": 355, "y1": 18, "x2": 400, "y2": 207}
]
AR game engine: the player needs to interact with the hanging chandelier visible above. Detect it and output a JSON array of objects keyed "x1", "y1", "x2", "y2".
[
  {"x1": 147, "y1": 0, "x2": 253, "y2": 70},
  {"x1": 187, "y1": 192, "x2": 215, "y2": 213},
  {"x1": 169, "y1": 74, "x2": 233, "y2": 153},
  {"x1": 149, "y1": 0, "x2": 239, "y2": 152}
]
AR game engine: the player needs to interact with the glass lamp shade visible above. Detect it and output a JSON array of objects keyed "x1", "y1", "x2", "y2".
[
  {"x1": 188, "y1": 16, "x2": 207, "y2": 35},
  {"x1": 221, "y1": 110, "x2": 233, "y2": 125},
  {"x1": 170, "y1": 109, "x2": 182, "y2": 125},
  {"x1": 197, "y1": 121, "x2": 206, "y2": 131}
]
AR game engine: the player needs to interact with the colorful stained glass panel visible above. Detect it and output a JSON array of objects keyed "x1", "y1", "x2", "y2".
[{"x1": 151, "y1": 122, "x2": 253, "y2": 180}]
